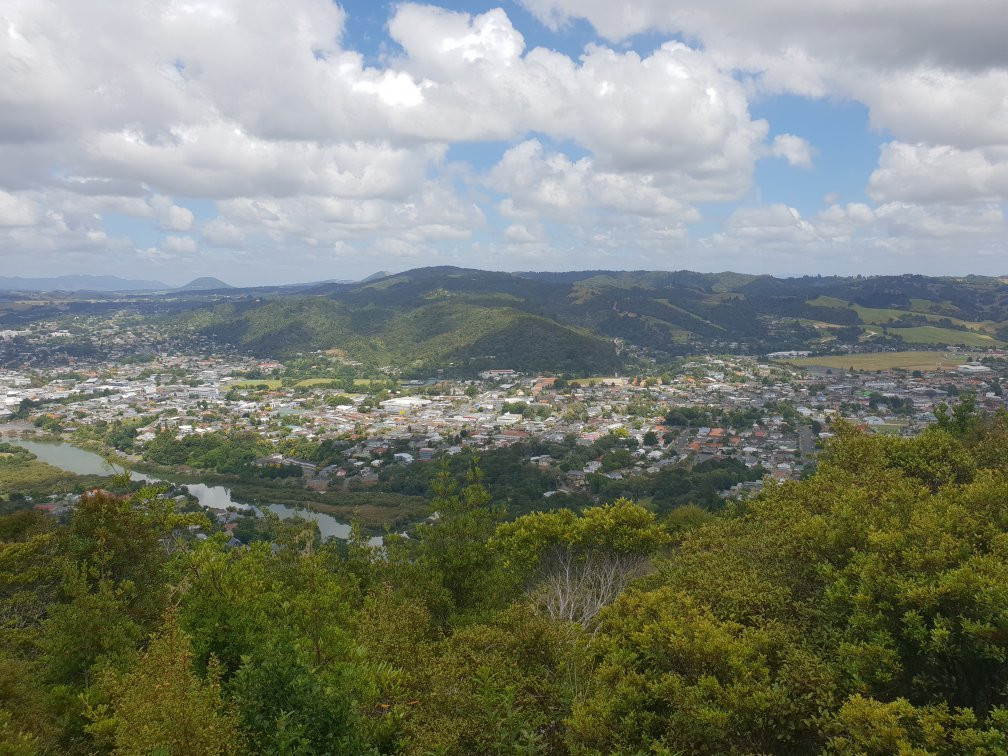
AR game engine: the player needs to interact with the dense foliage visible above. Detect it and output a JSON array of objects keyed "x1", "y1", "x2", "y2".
[
  {"x1": 6, "y1": 411, "x2": 1008, "y2": 752},
  {"x1": 143, "y1": 431, "x2": 270, "y2": 476}
]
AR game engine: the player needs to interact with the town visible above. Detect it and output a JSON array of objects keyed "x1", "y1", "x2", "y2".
[{"x1": 4, "y1": 329, "x2": 1005, "y2": 523}]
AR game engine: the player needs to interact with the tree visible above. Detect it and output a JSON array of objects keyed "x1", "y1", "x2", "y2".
[
  {"x1": 416, "y1": 458, "x2": 502, "y2": 617},
  {"x1": 494, "y1": 499, "x2": 670, "y2": 629},
  {"x1": 401, "y1": 604, "x2": 584, "y2": 754},
  {"x1": 934, "y1": 390, "x2": 981, "y2": 437},
  {"x1": 87, "y1": 614, "x2": 243, "y2": 755}
]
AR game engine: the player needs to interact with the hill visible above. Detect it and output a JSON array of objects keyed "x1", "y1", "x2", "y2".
[
  {"x1": 0, "y1": 274, "x2": 169, "y2": 292},
  {"x1": 176, "y1": 277, "x2": 233, "y2": 291},
  {"x1": 191, "y1": 289, "x2": 625, "y2": 375},
  {"x1": 162, "y1": 268, "x2": 1008, "y2": 372}
]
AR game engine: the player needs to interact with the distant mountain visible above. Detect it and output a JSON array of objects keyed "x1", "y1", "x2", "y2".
[
  {"x1": 0, "y1": 275, "x2": 169, "y2": 292},
  {"x1": 361, "y1": 271, "x2": 393, "y2": 282},
  {"x1": 176, "y1": 277, "x2": 233, "y2": 291},
  {"x1": 164, "y1": 267, "x2": 1008, "y2": 374}
]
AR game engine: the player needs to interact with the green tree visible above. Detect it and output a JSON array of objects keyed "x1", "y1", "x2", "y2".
[
  {"x1": 416, "y1": 459, "x2": 502, "y2": 618},
  {"x1": 494, "y1": 499, "x2": 670, "y2": 628},
  {"x1": 87, "y1": 614, "x2": 243, "y2": 755}
]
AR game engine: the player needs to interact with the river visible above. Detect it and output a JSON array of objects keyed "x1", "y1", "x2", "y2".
[{"x1": 8, "y1": 435, "x2": 370, "y2": 542}]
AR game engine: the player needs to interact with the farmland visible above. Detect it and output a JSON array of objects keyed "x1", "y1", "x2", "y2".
[{"x1": 779, "y1": 350, "x2": 969, "y2": 371}]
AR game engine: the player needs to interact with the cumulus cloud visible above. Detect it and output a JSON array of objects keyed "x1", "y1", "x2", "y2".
[
  {"x1": 504, "y1": 222, "x2": 548, "y2": 243},
  {"x1": 490, "y1": 140, "x2": 699, "y2": 221},
  {"x1": 201, "y1": 218, "x2": 245, "y2": 247},
  {"x1": 161, "y1": 234, "x2": 198, "y2": 255},
  {"x1": 520, "y1": 0, "x2": 1008, "y2": 210},
  {"x1": 868, "y1": 142, "x2": 1008, "y2": 204},
  {"x1": 0, "y1": 191, "x2": 40, "y2": 226},
  {"x1": 0, "y1": 0, "x2": 1005, "y2": 279},
  {"x1": 697, "y1": 201, "x2": 1006, "y2": 275},
  {"x1": 771, "y1": 135, "x2": 814, "y2": 169},
  {"x1": 518, "y1": 0, "x2": 1008, "y2": 73},
  {"x1": 150, "y1": 195, "x2": 194, "y2": 231},
  {"x1": 0, "y1": 1, "x2": 782, "y2": 279}
]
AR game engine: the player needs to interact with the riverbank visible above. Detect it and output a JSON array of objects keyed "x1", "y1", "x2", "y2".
[{"x1": 1, "y1": 426, "x2": 419, "y2": 536}]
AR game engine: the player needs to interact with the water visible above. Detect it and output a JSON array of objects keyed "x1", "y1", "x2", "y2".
[
  {"x1": 8, "y1": 435, "x2": 370, "y2": 542},
  {"x1": 14, "y1": 438, "x2": 157, "y2": 481}
]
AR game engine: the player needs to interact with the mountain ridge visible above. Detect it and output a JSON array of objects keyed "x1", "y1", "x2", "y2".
[{"x1": 161, "y1": 267, "x2": 1008, "y2": 374}]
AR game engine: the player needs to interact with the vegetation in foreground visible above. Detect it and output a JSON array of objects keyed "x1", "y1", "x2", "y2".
[{"x1": 4, "y1": 407, "x2": 1008, "y2": 753}]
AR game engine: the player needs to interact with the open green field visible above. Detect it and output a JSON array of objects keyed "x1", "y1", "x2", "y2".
[
  {"x1": 807, "y1": 296, "x2": 1002, "y2": 336},
  {"x1": 885, "y1": 326, "x2": 1005, "y2": 348},
  {"x1": 854, "y1": 306, "x2": 998, "y2": 333},
  {"x1": 807, "y1": 295, "x2": 849, "y2": 308},
  {"x1": 779, "y1": 350, "x2": 968, "y2": 371}
]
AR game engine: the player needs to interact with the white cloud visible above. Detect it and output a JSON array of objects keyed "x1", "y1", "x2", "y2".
[
  {"x1": 201, "y1": 218, "x2": 245, "y2": 247},
  {"x1": 490, "y1": 140, "x2": 700, "y2": 221},
  {"x1": 519, "y1": 1, "x2": 1008, "y2": 74},
  {"x1": 868, "y1": 142, "x2": 1008, "y2": 204},
  {"x1": 771, "y1": 134, "x2": 814, "y2": 169},
  {"x1": 0, "y1": 191, "x2": 40, "y2": 226},
  {"x1": 150, "y1": 195, "x2": 194, "y2": 231},
  {"x1": 0, "y1": 0, "x2": 1005, "y2": 279},
  {"x1": 697, "y1": 201, "x2": 1007, "y2": 275},
  {"x1": 849, "y1": 69, "x2": 1008, "y2": 149},
  {"x1": 504, "y1": 222, "x2": 548, "y2": 243},
  {"x1": 161, "y1": 234, "x2": 198, "y2": 255}
]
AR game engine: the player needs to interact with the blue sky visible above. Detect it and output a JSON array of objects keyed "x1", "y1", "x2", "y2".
[{"x1": 1, "y1": 1, "x2": 1005, "y2": 285}]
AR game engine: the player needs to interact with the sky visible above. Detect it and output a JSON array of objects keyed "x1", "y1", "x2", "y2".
[{"x1": 1, "y1": 1, "x2": 1007, "y2": 286}]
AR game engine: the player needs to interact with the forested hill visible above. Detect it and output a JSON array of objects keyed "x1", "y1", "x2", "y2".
[{"x1": 170, "y1": 267, "x2": 1008, "y2": 371}]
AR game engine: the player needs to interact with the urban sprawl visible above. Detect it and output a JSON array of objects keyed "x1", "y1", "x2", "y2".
[{"x1": 4, "y1": 321, "x2": 1005, "y2": 514}]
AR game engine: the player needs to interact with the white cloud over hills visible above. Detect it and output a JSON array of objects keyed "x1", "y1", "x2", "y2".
[{"x1": 0, "y1": 0, "x2": 1005, "y2": 283}]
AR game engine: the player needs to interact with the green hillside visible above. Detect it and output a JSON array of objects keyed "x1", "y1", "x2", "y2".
[
  {"x1": 160, "y1": 268, "x2": 1008, "y2": 370},
  {"x1": 188, "y1": 291, "x2": 624, "y2": 375}
]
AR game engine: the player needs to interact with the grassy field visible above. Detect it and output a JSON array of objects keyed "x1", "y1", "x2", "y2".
[
  {"x1": 806, "y1": 296, "x2": 1002, "y2": 337},
  {"x1": 806, "y1": 295, "x2": 849, "y2": 308},
  {"x1": 780, "y1": 351, "x2": 968, "y2": 371},
  {"x1": 886, "y1": 326, "x2": 1005, "y2": 348},
  {"x1": 854, "y1": 306, "x2": 998, "y2": 334}
]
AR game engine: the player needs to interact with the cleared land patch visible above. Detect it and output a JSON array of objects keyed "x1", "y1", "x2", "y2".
[
  {"x1": 806, "y1": 295, "x2": 849, "y2": 308},
  {"x1": 806, "y1": 296, "x2": 1001, "y2": 336},
  {"x1": 885, "y1": 325, "x2": 1005, "y2": 348},
  {"x1": 779, "y1": 351, "x2": 968, "y2": 371}
]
